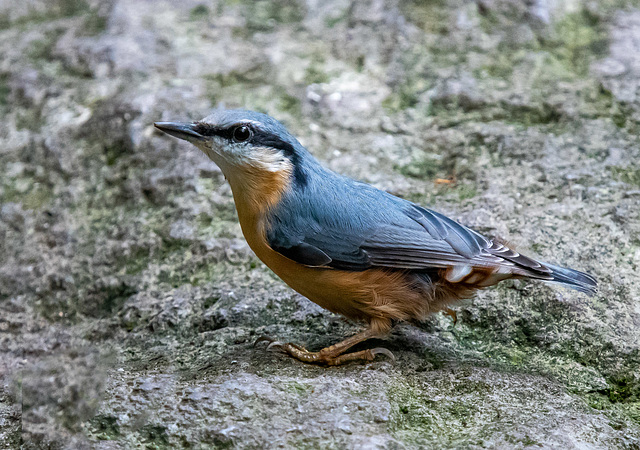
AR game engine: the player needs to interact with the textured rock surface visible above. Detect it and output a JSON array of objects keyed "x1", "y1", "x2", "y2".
[{"x1": 1, "y1": 0, "x2": 639, "y2": 448}]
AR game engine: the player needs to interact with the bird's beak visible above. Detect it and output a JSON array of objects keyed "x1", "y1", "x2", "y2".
[{"x1": 154, "y1": 122, "x2": 204, "y2": 142}]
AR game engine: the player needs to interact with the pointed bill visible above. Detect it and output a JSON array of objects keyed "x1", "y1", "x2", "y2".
[{"x1": 154, "y1": 122, "x2": 204, "y2": 142}]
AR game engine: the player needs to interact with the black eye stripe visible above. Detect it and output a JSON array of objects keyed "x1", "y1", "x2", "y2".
[
  {"x1": 192, "y1": 123, "x2": 235, "y2": 140},
  {"x1": 193, "y1": 123, "x2": 292, "y2": 151},
  {"x1": 250, "y1": 133, "x2": 295, "y2": 155},
  {"x1": 192, "y1": 122, "x2": 308, "y2": 187}
]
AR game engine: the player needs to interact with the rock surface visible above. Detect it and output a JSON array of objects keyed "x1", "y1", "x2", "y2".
[{"x1": 1, "y1": 0, "x2": 639, "y2": 448}]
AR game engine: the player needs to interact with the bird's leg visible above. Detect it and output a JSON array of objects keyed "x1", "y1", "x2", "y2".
[{"x1": 256, "y1": 326, "x2": 394, "y2": 366}]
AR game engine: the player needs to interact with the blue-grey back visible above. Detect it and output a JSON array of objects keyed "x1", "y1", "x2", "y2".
[{"x1": 265, "y1": 156, "x2": 497, "y2": 270}]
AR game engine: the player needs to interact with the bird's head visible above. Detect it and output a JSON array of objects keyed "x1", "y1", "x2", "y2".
[{"x1": 154, "y1": 109, "x2": 309, "y2": 188}]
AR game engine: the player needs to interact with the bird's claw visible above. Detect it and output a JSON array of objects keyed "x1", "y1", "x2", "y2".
[
  {"x1": 266, "y1": 341, "x2": 284, "y2": 352},
  {"x1": 370, "y1": 347, "x2": 396, "y2": 363},
  {"x1": 253, "y1": 335, "x2": 276, "y2": 347},
  {"x1": 254, "y1": 336, "x2": 286, "y2": 352}
]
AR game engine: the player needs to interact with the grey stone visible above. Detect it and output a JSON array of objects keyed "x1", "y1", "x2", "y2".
[
  {"x1": 168, "y1": 219, "x2": 195, "y2": 241},
  {"x1": 593, "y1": 10, "x2": 640, "y2": 104},
  {"x1": 1, "y1": 0, "x2": 639, "y2": 448}
]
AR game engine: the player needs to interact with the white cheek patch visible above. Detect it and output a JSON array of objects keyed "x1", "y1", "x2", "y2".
[
  {"x1": 200, "y1": 140, "x2": 292, "y2": 174},
  {"x1": 249, "y1": 147, "x2": 292, "y2": 172}
]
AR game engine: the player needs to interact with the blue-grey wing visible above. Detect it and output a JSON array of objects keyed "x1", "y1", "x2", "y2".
[{"x1": 265, "y1": 176, "x2": 513, "y2": 271}]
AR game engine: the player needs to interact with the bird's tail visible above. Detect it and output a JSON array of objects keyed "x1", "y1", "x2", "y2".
[{"x1": 542, "y1": 262, "x2": 598, "y2": 296}]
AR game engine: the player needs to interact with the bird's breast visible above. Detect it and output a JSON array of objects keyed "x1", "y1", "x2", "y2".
[
  {"x1": 233, "y1": 203, "x2": 435, "y2": 324},
  {"x1": 223, "y1": 164, "x2": 457, "y2": 325}
]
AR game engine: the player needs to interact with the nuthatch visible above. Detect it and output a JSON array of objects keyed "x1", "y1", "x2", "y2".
[{"x1": 154, "y1": 110, "x2": 597, "y2": 366}]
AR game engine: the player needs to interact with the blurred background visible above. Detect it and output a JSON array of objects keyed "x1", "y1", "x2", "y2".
[{"x1": 1, "y1": 0, "x2": 639, "y2": 448}]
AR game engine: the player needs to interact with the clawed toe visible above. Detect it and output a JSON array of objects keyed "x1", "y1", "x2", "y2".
[
  {"x1": 252, "y1": 328, "x2": 392, "y2": 366},
  {"x1": 266, "y1": 341, "x2": 284, "y2": 352},
  {"x1": 370, "y1": 347, "x2": 395, "y2": 363},
  {"x1": 254, "y1": 337, "x2": 306, "y2": 354},
  {"x1": 253, "y1": 335, "x2": 276, "y2": 347}
]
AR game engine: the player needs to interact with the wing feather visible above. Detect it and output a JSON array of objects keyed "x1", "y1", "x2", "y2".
[{"x1": 265, "y1": 170, "x2": 544, "y2": 275}]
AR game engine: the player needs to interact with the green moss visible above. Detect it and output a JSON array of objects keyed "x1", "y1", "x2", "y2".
[
  {"x1": 388, "y1": 382, "x2": 438, "y2": 434},
  {"x1": 24, "y1": 27, "x2": 96, "y2": 78},
  {"x1": 8, "y1": 0, "x2": 90, "y2": 28},
  {"x1": 198, "y1": 211, "x2": 238, "y2": 232},
  {"x1": 81, "y1": 10, "x2": 108, "y2": 36},
  {"x1": 139, "y1": 424, "x2": 170, "y2": 449},
  {"x1": 203, "y1": 294, "x2": 220, "y2": 309},
  {"x1": 283, "y1": 381, "x2": 313, "y2": 396},
  {"x1": 15, "y1": 107, "x2": 42, "y2": 131},
  {"x1": 383, "y1": 71, "x2": 433, "y2": 112},
  {"x1": 398, "y1": 140, "x2": 481, "y2": 188},
  {"x1": 430, "y1": 97, "x2": 564, "y2": 128},
  {"x1": 205, "y1": 71, "x2": 255, "y2": 89},
  {"x1": 0, "y1": 13, "x2": 10, "y2": 30},
  {"x1": 381, "y1": 43, "x2": 440, "y2": 112},
  {"x1": 56, "y1": 0, "x2": 90, "y2": 17},
  {"x1": 103, "y1": 137, "x2": 133, "y2": 166},
  {"x1": 584, "y1": 392, "x2": 640, "y2": 426},
  {"x1": 505, "y1": 101, "x2": 563, "y2": 126},
  {"x1": 123, "y1": 247, "x2": 152, "y2": 276},
  {"x1": 324, "y1": 9, "x2": 348, "y2": 29},
  {"x1": 609, "y1": 166, "x2": 640, "y2": 186},
  {"x1": 89, "y1": 415, "x2": 121, "y2": 440},
  {"x1": 189, "y1": 4, "x2": 210, "y2": 20},
  {"x1": 304, "y1": 61, "x2": 330, "y2": 85},
  {"x1": 626, "y1": 404, "x2": 640, "y2": 424},
  {"x1": 150, "y1": 236, "x2": 254, "y2": 289},
  {"x1": 23, "y1": 183, "x2": 53, "y2": 209},
  {"x1": 427, "y1": 3, "x2": 631, "y2": 129},
  {"x1": 0, "y1": 73, "x2": 9, "y2": 106},
  {"x1": 539, "y1": 9, "x2": 608, "y2": 78},
  {"x1": 397, "y1": 155, "x2": 441, "y2": 180},
  {"x1": 530, "y1": 242, "x2": 545, "y2": 253},
  {"x1": 454, "y1": 184, "x2": 478, "y2": 201},
  {"x1": 399, "y1": 0, "x2": 451, "y2": 35},
  {"x1": 1, "y1": 178, "x2": 53, "y2": 210},
  {"x1": 240, "y1": 0, "x2": 306, "y2": 33},
  {"x1": 27, "y1": 34, "x2": 61, "y2": 62},
  {"x1": 441, "y1": 281, "x2": 640, "y2": 427},
  {"x1": 478, "y1": 4, "x2": 609, "y2": 78},
  {"x1": 67, "y1": 177, "x2": 242, "y2": 290},
  {"x1": 387, "y1": 379, "x2": 492, "y2": 446},
  {"x1": 606, "y1": 376, "x2": 639, "y2": 404},
  {"x1": 278, "y1": 93, "x2": 301, "y2": 115},
  {"x1": 477, "y1": 50, "x2": 525, "y2": 80},
  {"x1": 585, "y1": 392, "x2": 610, "y2": 411},
  {"x1": 573, "y1": 83, "x2": 629, "y2": 128}
]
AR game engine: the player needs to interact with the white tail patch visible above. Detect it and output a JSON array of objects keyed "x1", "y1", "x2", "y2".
[
  {"x1": 475, "y1": 272, "x2": 512, "y2": 287},
  {"x1": 445, "y1": 264, "x2": 511, "y2": 287},
  {"x1": 446, "y1": 265, "x2": 473, "y2": 283}
]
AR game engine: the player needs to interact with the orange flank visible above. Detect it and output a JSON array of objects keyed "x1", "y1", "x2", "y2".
[
  {"x1": 227, "y1": 161, "x2": 477, "y2": 334},
  {"x1": 228, "y1": 161, "x2": 405, "y2": 331}
]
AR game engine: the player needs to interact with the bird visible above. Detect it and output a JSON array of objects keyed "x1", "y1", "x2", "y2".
[{"x1": 154, "y1": 109, "x2": 597, "y2": 366}]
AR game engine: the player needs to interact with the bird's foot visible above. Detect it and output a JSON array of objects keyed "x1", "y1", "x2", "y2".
[{"x1": 254, "y1": 336, "x2": 394, "y2": 366}]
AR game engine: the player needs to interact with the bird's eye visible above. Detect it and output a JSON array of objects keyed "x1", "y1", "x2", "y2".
[{"x1": 233, "y1": 125, "x2": 252, "y2": 143}]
